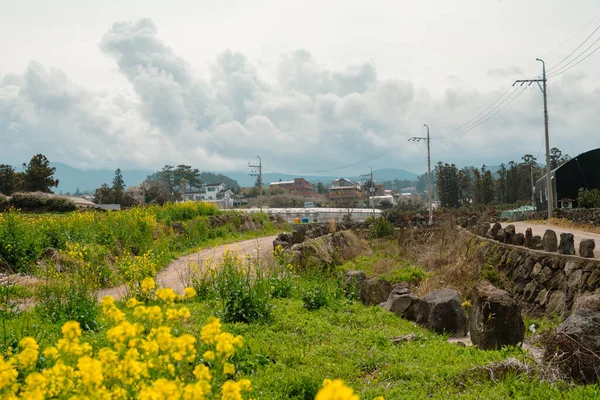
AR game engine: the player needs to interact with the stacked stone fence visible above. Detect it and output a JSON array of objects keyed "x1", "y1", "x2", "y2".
[
  {"x1": 458, "y1": 217, "x2": 600, "y2": 316},
  {"x1": 523, "y1": 208, "x2": 600, "y2": 225}
]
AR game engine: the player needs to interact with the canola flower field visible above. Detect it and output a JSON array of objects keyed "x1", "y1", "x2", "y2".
[{"x1": 0, "y1": 202, "x2": 274, "y2": 285}]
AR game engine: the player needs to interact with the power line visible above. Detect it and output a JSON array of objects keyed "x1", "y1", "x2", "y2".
[
  {"x1": 547, "y1": 24, "x2": 600, "y2": 73},
  {"x1": 263, "y1": 141, "x2": 417, "y2": 175},
  {"x1": 548, "y1": 38, "x2": 600, "y2": 77},
  {"x1": 544, "y1": 12, "x2": 600, "y2": 60},
  {"x1": 440, "y1": 86, "x2": 514, "y2": 136},
  {"x1": 439, "y1": 86, "x2": 529, "y2": 139}
]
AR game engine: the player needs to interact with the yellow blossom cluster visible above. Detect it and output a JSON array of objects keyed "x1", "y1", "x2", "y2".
[
  {"x1": 0, "y1": 281, "x2": 250, "y2": 400},
  {"x1": 315, "y1": 379, "x2": 386, "y2": 400}
]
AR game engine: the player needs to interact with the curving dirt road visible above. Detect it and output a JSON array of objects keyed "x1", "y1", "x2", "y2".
[
  {"x1": 98, "y1": 235, "x2": 278, "y2": 301},
  {"x1": 496, "y1": 221, "x2": 599, "y2": 259}
]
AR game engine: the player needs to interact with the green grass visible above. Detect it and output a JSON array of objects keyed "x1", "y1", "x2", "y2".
[
  {"x1": 186, "y1": 297, "x2": 596, "y2": 399},
  {"x1": 4, "y1": 278, "x2": 599, "y2": 399},
  {"x1": 341, "y1": 254, "x2": 427, "y2": 285}
]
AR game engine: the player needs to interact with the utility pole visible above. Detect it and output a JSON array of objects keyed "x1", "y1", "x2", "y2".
[
  {"x1": 248, "y1": 156, "x2": 263, "y2": 212},
  {"x1": 369, "y1": 165, "x2": 375, "y2": 218},
  {"x1": 530, "y1": 164, "x2": 535, "y2": 208},
  {"x1": 409, "y1": 124, "x2": 432, "y2": 225},
  {"x1": 514, "y1": 58, "x2": 553, "y2": 219}
]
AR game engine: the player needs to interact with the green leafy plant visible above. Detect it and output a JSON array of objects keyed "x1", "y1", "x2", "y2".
[
  {"x1": 577, "y1": 188, "x2": 600, "y2": 208},
  {"x1": 370, "y1": 217, "x2": 394, "y2": 238},
  {"x1": 301, "y1": 284, "x2": 330, "y2": 311}
]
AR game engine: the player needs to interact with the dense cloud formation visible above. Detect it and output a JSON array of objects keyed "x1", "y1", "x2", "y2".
[{"x1": 1, "y1": 18, "x2": 599, "y2": 174}]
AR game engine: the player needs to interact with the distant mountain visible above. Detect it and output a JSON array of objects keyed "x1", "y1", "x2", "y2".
[
  {"x1": 34, "y1": 163, "x2": 420, "y2": 193},
  {"x1": 49, "y1": 163, "x2": 153, "y2": 194}
]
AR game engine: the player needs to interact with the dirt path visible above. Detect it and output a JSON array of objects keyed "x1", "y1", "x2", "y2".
[
  {"x1": 98, "y1": 235, "x2": 278, "y2": 301},
  {"x1": 500, "y1": 221, "x2": 599, "y2": 259}
]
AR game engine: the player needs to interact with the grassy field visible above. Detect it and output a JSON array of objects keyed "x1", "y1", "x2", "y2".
[
  {"x1": 3, "y1": 275, "x2": 598, "y2": 399},
  {"x1": 2, "y1": 216, "x2": 599, "y2": 399}
]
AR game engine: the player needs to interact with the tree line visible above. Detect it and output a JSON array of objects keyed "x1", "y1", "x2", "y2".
[
  {"x1": 433, "y1": 148, "x2": 570, "y2": 208},
  {"x1": 0, "y1": 154, "x2": 59, "y2": 195}
]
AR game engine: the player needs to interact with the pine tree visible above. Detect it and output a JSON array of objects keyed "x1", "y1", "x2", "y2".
[
  {"x1": 22, "y1": 154, "x2": 59, "y2": 193},
  {"x1": 0, "y1": 164, "x2": 16, "y2": 195},
  {"x1": 112, "y1": 168, "x2": 126, "y2": 204}
]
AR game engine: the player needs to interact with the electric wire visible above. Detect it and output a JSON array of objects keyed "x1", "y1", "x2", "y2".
[
  {"x1": 547, "y1": 24, "x2": 600, "y2": 73},
  {"x1": 548, "y1": 36, "x2": 600, "y2": 77}
]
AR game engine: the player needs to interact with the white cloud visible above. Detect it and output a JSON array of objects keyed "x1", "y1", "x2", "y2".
[{"x1": 1, "y1": 17, "x2": 600, "y2": 178}]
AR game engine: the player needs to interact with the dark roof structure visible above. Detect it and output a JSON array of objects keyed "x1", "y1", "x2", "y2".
[{"x1": 535, "y1": 148, "x2": 600, "y2": 210}]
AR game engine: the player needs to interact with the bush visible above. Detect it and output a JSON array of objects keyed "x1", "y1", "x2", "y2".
[
  {"x1": 36, "y1": 274, "x2": 99, "y2": 330},
  {"x1": 0, "y1": 195, "x2": 8, "y2": 211},
  {"x1": 269, "y1": 276, "x2": 294, "y2": 299},
  {"x1": 577, "y1": 188, "x2": 600, "y2": 208},
  {"x1": 370, "y1": 217, "x2": 394, "y2": 238},
  {"x1": 301, "y1": 284, "x2": 330, "y2": 310},
  {"x1": 8, "y1": 192, "x2": 76, "y2": 212},
  {"x1": 189, "y1": 250, "x2": 273, "y2": 324}
]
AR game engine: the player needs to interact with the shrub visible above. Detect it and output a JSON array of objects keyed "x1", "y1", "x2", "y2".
[
  {"x1": 370, "y1": 217, "x2": 394, "y2": 238},
  {"x1": 577, "y1": 188, "x2": 600, "y2": 208},
  {"x1": 0, "y1": 195, "x2": 8, "y2": 211},
  {"x1": 8, "y1": 192, "x2": 76, "y2": 212},
  {"x1": 301, "y1": 284, "x2": 330, "y2": 311},
  {"x1": 269, "y1": 276, "x2": 294, "y2": 299},
  {"x1": 217, "y1": 253, "x2": 272, "y2": 323},
  {"x1": 186, "y1": 250, "x2": 273, "y2": 324},
  {"x1": 36, "y1": 276, "x2": 99, "y2": 331}
]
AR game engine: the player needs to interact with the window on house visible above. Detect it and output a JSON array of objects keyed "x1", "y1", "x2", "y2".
[{"x1": 208, "y1": 187, "x2": 216, "y2": 192}]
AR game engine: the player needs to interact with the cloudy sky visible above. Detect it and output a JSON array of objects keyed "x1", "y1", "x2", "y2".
[{"x1": 1, "y1": 0, "x2": 600, "y2": 176}]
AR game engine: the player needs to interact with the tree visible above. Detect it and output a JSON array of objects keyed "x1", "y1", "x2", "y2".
[
  {"x1": 144, "y1": 181, "x2": 173, "y2": 205},
  {"x1": 112, "y1": 168, "x2": 126, "y2": 204},
  {"x1": 457, "y1": 167, "x2": 472, "y2": 206},
  {"x1": 74, "y1": 187, "x2": 81, "y2": 196},
  {"x1": 316, "y1": 182, "x2": 327, "y2": 194},
  {"x1": 0, "y1": 164, "x2": 16, "y2": 195},
  {"x1": 550, "y1": 147, "x2": 570, "y2": 169},
  {"x1": 481, "y1": 166, "x2": 494, "y2": 204},
  {"x1": 22, "y1": 154, "x2": 59, "y2": 193},
  {"x1": 93, "y1": 183, "x2": 114, "y2": 204},
  {"x1": 254, "y1": 174, "x2": 263, "y2": 190},
  {"x1": 435, "y1": 162, "x2": 459, "y2": 208}
]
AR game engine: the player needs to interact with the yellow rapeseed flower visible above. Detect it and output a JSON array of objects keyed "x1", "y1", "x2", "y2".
[
  {"x1": 126, "y1": 298, "x2": 140, "y2": 308},
  {"x1": 223, "y1": 362, "x2": 235, "y2": 375},
  {"x1": 315, "y1": 379, "x2": 359, "y2": 400},
  {"x1": 200, "y1": 317, "x2": 221, "y2": 345},
  {"x1": 156, "y1": 288, "x2": 177, "y2": 304},
  {"x1": 141, "y1": 277, "x2": 156, "y2": 292},
  {"x1": 184, "y1": 287, "x2": 197, "y2": 299}
]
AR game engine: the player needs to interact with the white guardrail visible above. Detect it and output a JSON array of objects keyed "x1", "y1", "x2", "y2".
[{"x1": 236, "y1": 207, "x2": 382, "y2": 223}]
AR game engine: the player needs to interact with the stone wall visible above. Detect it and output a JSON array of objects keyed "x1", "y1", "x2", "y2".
[
  {"x1": 524, "y1": 208, "x2": 600, "y2": 225},
  {"x1": 466, "y1": 231, "x2": 600, "y2": 317}
]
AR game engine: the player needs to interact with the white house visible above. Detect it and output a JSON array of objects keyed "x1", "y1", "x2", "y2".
[{"x1": 182, "y1": 183, "x2": 234, "y2": 207}]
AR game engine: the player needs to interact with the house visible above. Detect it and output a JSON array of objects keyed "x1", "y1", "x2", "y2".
[
  {"x1": 535, "y1": 148, "x2": 600, "y2": 210},
  {"x1": 269, "y1": 178, "x2": 316, "y2": 197},
  {"x1": 182, "y1": 183, "x2": 234, "y2": 207},
  {"x1": 369, "y1": 195, "x2": 397, "y2": 207},
  {"x1": 328, "y1": 178, "x2": 363, "y2": 207}
]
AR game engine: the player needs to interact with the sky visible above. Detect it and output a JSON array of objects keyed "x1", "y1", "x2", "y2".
[{"x1": 1, "y1": 0, "x2": 600, "y2": 177}]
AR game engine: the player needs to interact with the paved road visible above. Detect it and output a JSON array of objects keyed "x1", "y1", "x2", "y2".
[
  {"x1": 99, "y1": 235, "x2": 278, "y2": 300},
  {"x1": 500, "y1": 221, "x2": 599, "y2": 259}
]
